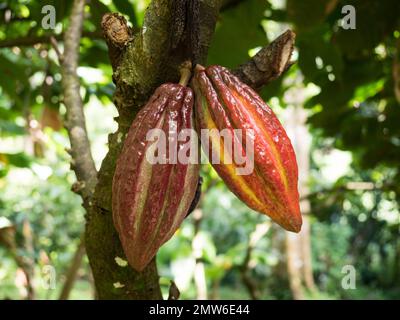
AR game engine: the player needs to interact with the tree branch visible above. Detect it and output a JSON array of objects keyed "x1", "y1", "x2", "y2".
[
  {"x1": 234, "y1": 29, "x2": 296, "y2": 90},
  {"x1": 61, "y1": 0, "x2": 97, "y2": 204},
  {"x1": 0, "y1": 31, "x2": 102, "y2": 49}
]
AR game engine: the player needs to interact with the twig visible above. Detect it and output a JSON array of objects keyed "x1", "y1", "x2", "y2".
[
  {"x1": 234, "y1": 30, "x2": 296, "y2": 90},
  {"x1": 49, "y1": 36, "x2": 63, "y2": 63},
  {"x1": 60, "y1": 0, "x2": 97, "y2": 203}
]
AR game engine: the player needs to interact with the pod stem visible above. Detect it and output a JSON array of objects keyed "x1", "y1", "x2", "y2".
[{"x1": 179, "y1": 61, "x2": 192, "y2": 86}]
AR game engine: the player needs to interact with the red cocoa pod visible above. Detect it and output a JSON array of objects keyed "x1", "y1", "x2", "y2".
[
  {"x1": 191, "y1": 65, "x2": 302, "y2": 232},
  {"x1": 112, "y1": 83, "x2": 199, "y2": 271}
]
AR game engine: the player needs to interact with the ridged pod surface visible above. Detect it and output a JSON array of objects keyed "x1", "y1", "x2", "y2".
[
  {"x1": 112, "y1": 83, "x2": 199, "y2": 271},
  {"x1": 192, "y1": 65, "x2": 302, "y2": 232}
]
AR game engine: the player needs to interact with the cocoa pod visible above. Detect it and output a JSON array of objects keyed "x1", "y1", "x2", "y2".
[
  {"x1": 191, "y1": 65, "x2": 302, "y2": 232},
  {"x1": 112, "y1": 83, "x2": 199, "y2": 271}
]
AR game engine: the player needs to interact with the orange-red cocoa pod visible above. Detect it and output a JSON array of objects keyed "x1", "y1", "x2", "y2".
[
  {"x1": 112, "y1": 83, "x2": 199, "y2": 271},
  {"x1": 191, "y1": 65, "x2": 302, "y2": 232}
]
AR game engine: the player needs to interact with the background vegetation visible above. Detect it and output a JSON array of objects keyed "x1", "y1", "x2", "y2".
[{"x1": 0, "y1": 0, "x2": 399, "y2": 299}]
